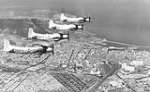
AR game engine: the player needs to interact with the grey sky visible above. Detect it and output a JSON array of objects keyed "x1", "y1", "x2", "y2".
[{"x1": 0, "y1": 0, "x2": 150, "y2": 45}]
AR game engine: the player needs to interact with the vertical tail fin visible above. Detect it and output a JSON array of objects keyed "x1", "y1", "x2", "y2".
[
  {"x1": 60, "y1": 13, "x2": 65, "y2": 19},
  {"x1": 28, "y1": 27, "x2": 35, "y2": 38},
  {"x1": 49, "y1": 20, "x2": 55, "y2": 25},
  {"x1": 60, "y1": 13, "x2": 67, "y2": 22},
  {"x1": 48, "y1": 20, "x2": 56, "y2": 29},
  {"x1": 61, "y1": 13, "x2": 65, "y2": 17},
  {"x1": 3, "y1": 39, "x2": 13, "y2": 52}
]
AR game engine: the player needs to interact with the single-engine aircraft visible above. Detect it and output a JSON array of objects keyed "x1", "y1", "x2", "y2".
[
  {"x1": 59, "y1": 13, "x2": 91, "y2": 23},
  {"x1": 48, "y1": 20, "x2": 83, "y2": 31},
  {"x1": 2, "y1": 39, "x2": 54, "y2": 54},
  {"x1": 28, "y1": 28, "x2": 69, "y2": 41}
]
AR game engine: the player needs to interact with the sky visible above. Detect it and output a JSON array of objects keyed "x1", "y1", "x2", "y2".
[{"x1": 0, "y1": 0, "x2": 150, "y2": 45}]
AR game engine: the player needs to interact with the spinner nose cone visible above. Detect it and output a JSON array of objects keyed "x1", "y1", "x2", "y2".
[
  {"x1": 84, "y1": 17, "x2": 91, "y2": 22},
  {"x1": 47, "y1": 44, "x2": 54, "y2": 55},
  {"x1": 59, "y1": 33, "x2": 69, "y2": 40},
  {"x1": 63, "y1": 34, "x2": 69, "y2": 40},
  {"x1": 76, "y1": 24, "x2": 84, "y2": 30}
]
